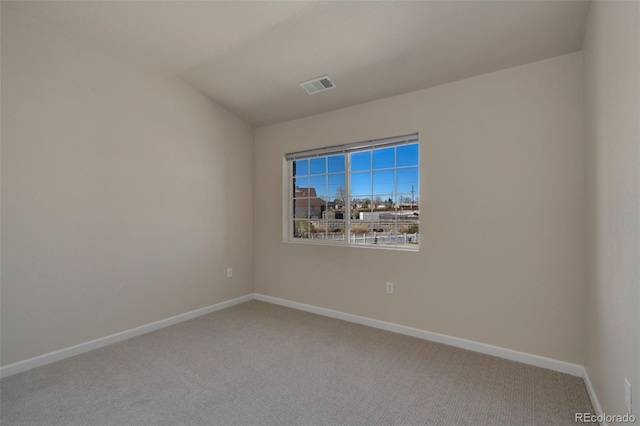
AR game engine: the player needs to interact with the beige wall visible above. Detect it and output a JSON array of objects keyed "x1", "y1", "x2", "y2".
[
  {"x1": 0, "y1": 8, "x2": 254, "y2": 366},
  {"x1": 255, "y1": 52, "x2": 586, "y2": 364},
  {"x1": 584, "y1": 0, "x2": 640, "y2": 415}
]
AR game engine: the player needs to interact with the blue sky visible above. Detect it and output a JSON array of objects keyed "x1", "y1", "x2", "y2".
[{"x1": 294, "y1": 143, "x2": 419, "y2": 202}]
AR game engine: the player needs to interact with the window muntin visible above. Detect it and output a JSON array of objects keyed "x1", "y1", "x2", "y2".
[{"x1": 288, "y1": 134, "x2": 419, "y2": 249}]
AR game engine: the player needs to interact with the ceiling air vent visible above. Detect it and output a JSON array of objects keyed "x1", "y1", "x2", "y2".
[{"x1": 300, "y1": 75, "x2": 336, "y2": 95}]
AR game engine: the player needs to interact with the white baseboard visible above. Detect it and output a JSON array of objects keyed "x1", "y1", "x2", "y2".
[
  {"x1": 253, "y1": 294, "x2": 611, "y2": 420},
  {"x1": 0, "y1": 294, "x2": 253, "y2": 379},
  {"x1": 1, "y1": 291, "x2": 604, "y2": 420},
  {"x1": 583, "y1": 369, "x2": 607, "y2": 426},
  {"x1": 253, "y1": 293, "x2": 585, "y2": 377}
]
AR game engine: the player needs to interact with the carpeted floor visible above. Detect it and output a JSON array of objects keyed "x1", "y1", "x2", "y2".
[{"x1": 1, "y1": 300, "x2": 593, "y2": 425}]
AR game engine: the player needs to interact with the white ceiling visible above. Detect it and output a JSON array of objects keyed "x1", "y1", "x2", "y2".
[{"x1": 2, "y1": 1, "x2": 591, "y2": 127}]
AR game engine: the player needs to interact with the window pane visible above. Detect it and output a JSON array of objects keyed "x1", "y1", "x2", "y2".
[
  {"x1": 293, "y1": 188, "x2": 305, "y2": 199},
  {"x1": 350, "y1": 197, "x2": 362, "y2": 219},
  {"x1": 397, "y1": 143, "x2": 419, "y2": 167},
  {"x1": 293, "y1": 219, "x2": 313, "y2": 238},
  {"x1": 293, "y1": 199, "x2": 310, "y2": 218},
  {"x1": 351, "y1": 151, "x2": 371, "y2": 171},
  {"x1": 325, "y1": 219, "x2": 345, "y2": 240},
  {"x1": 309, "y1": 157, "x2": 326, "y2": 175},
  {"x1": 308, "y1": 198, "x2": 325, "y2": 219},
  {"x1": 350, "y1": 172, "x2": 371, "y2": 196},
  {"x1": 350, "y1": 218, "x2": 370, "y2": 233},
  {"x1": 294, "y1": 159, "x2": 308, "y2": 176},
  {"x1": 375, "y1": 194, "x2": 395, "y2": 212},
  {"x1": 397, "y1": 167, "x2": 419, "y2": 193},
  {"x1": 309, "y1": 219, "x2": 325, "y2": 238},
  {"x1": 350, "y1": 221, "x2": 375, "y2": 245},
  {"x1": 373, "y1": 147, "x2": 394, "y2": 169},
  {"x1": 361, "y1": 197, "x2": 373, "y2": 211},
  {"x1": 328, "y1": 154, "x2": 345, "y2": 173},
  {"x1": 309, "y1": 175, "x2": 327, "y2": 198},
  {"x1": 397, "y1": 193, "x2": 418, "y2": 207},
  {"x1": 294, "y1": 176, "x2": 308, "y2": 192},
  {"x1": 373, "y1": 169, "x2": 395, "y2": 195},
  {"x1": 328, "y1": 173, "x2": 345, "y2": 202},
  {"x1": 371, "y1": 196, "x2": 386, "y2": 210}
]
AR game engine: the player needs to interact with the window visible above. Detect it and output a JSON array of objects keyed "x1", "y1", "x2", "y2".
[{"x1": 286, "y1": 134, "x2": 419, "y2": 250}]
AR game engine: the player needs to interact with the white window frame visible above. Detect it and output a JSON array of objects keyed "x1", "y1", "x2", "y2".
[{"x1": 284, "y1": 133, "x2": 419, "y2": 251}]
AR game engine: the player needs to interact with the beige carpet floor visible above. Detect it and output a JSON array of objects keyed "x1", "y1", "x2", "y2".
[{"x1": 1, "y1": 300, "x2": 593, "y2": 425}]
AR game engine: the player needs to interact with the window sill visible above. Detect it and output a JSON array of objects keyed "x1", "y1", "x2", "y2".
[{"x1": 283, "y1": 238, "x2": 420, "y2": 252}]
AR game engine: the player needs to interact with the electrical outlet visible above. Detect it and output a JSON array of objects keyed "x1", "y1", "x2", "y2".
[
  {"x1": 227, "y1": 268, "x2": 233, "y2": 278},
  {"x1": 625, "y1": 378, "x2": 632, "y2": 413},
  {"x1": 386, "y1": 282, "x2": 394, "y2": 294}
]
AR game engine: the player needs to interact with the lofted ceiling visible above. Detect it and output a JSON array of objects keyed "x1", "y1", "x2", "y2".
[{"x1": 2, "y1": 1, "x2": 591, "y2": 127}]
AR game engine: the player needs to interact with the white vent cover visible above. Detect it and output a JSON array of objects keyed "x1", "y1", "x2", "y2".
[{"x1": 300, "y1": 75, "x2": 336, "y2": 94}]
